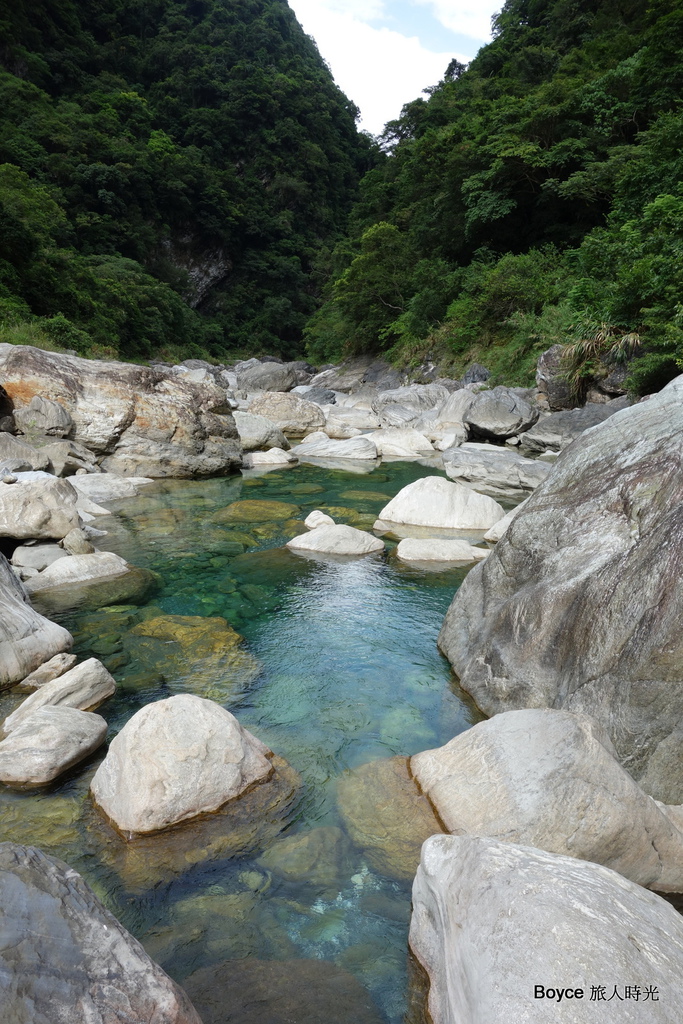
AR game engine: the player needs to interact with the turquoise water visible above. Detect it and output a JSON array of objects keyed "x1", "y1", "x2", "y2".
[{"x1": 0, "y1": 460, "x2": 484, "y2": 1022}]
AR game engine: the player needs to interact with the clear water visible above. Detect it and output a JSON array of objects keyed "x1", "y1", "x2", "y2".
[{"x1": 0, "y1": 460, "x2": 485, "y2": 1022}]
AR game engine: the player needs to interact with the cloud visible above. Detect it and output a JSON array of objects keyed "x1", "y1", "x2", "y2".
[
  {"x1": 416, "y1": 0, "x2": 501, "y2": 41},
  {"x1": 290, "y1": 0, "x2": 470, "y2": 134}
]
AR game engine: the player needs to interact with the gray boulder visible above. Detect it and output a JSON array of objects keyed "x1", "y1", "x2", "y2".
[
  {"x1": 15, "y1": 652, "x2": 77, "y2": 691},
  {"x1": 442, "y1": 443, "x2": 550, "y2": 500},
  {"x1": 11, "y1": 543, "x2": 69, "y2": 572},
  {"x1": 464, "y1": 385, "x2": 539, "y2": 439},
  {"x1": 373, "y1": 384, "x2": 450, "y2": 428},
  {"x1": 236, "y1": 361, "x2": 297, "y2": 392},
  {"x1": 410, "y1": 835, "x2": 683, "y2": 1024},
  {"x1": 0, "y1": 554, "x2": 72, "y2": 690},
  {"x1": 248, "y1": 392, "x2": 325, "y2": 436},
  {"x1": 232, "y1": 411, "x2": 290, "y2": 452},
  {"x1": 0, "y1": 472, "x2": 81, "y2": 540},
  {"x1": 291, "y1": 385, "x2": 337, "y2": 404},
  {"x1": 14, "y1": 396, "x2": 73, "y2": 437},
  {"x1": 295, "y1": 434, "x2": 378, "y2": 460},
  {"x1": 536, "y1": 344, "x2": 573, "y2": 410},
  {"x1": 0, "y1": 706, "x2": 107, "y2": 785},
  {"x1": 0, "y1": 843, "x2": 201, "y2": 1023},
  {"x1": 287, "y1": 524, "x2": 385, "y2": 557},
  {"x1": 517, "y1": 397, "x2": 630, "y2": 454},
  {"x1": 309, "y1": 356, "x2": 402, "y2": 394},
  {"x1": 0, "y1": 433, "x2": 51, "y2": 473},
  {"x1": 438, "y1": 376, "x2": 683, "y2": 801},
  {"x1": 412, "y1": 709, "x2": 683, "y2": 891},
  {"x1": 38, "y1": 439, "x2": 99, "y2": 476},
  {"x1": 0, "y1": 344, "x2": 240, "y2": 478},
  {"x1": 462, "y1": 362, "x2": 490, "y2": 384}
]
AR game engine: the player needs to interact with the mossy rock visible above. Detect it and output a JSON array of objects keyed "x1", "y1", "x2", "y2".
[
  {"x1": 339, "y1": 490, "x2": 393, "y2": 502},
  {"x1": 212, "y1": 499, "x2": 300, "y2": 523}
]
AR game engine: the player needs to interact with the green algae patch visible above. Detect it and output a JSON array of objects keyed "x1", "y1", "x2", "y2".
[{"x1": 212, "y1": 499, "x2": 300, "y2": 524}]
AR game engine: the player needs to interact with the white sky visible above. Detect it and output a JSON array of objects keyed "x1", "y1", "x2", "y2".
[{"x1": 288, "y1": 0, "x2": 501, "y2": 135}]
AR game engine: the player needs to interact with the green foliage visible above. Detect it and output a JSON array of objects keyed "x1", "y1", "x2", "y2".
[{"x1": 0, "y1": 0, "x2": 373, "y2": 359}]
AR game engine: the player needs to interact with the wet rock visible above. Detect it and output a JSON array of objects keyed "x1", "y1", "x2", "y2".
[
  {"x1": 14, "y1": 652, "x2": 78, "y2": 691},
  {"x1": 295, "y1": 435, "x2": 378, "y2": 460},
  {"x1": 0, "y1": 471, "x2": 81, "y2": 539},
  {"x1": 3, "y1": 658, "x2": 116, "y2": 734},
  {"x1": 0, "y1": 842, "x2": 202, "y2": 1023},
  {"x1": 248, "y1": 392, "x2": 325, "y2": 436},
  {"x1": 375, "y1": 476, "x2": 504, "y2": 531},
  {"x1": 396, "y1": 538, "x2": 488, "y2": 565},
  {"x1": 0, "y1": 554, "x2": 72, "y2": 690},
  {"x1": 0, "y1": 343, "x2": 240, "y2": 478},
  {"x1": 0, "y1": 706, "x2": 107, "y2": 785},
  {"x1": 442, "y1": 443, "x2": 550, "y2": 500},
  {"x1": 412, "y1": 709, "x2": 683, "y2": 891},
  {"x1": 336, "y1": 756, "x2": 444, "y2": 882},
  {"x1": 13, "y1": 395, "x2": 74, "y2": 438},
  {"x1": 233, "y1": 411, "x2": 290, "y2": 452},
  {"x1": 287, "y1": 524, "x2": 385, "y2": 557},
  {"x1": 257, "y1": 826, "x2": 357, "y2": 886},
  {"x1": 438, "y1": 376, "x2": 683, "y2": 800},
  {"x1": 212, "y1": 498, "x2": 300, "y2": 523},
  {"x1": 183, "y1": 957, "x2": 386, "y2": 1024},
  {"x1": 410, "y1": 835, "x2": 683, "y2": 1024},
  {"x1": 292, "y1": 385, "x2": 337, "y2": 404},
  {"x1": 90, "y1": 694, "x2": 275, "y2": 835}
]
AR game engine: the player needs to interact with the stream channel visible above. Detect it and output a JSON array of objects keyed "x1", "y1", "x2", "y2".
[{"x1": 0, "y1": 458, "x2": 486, "y2": 1022}]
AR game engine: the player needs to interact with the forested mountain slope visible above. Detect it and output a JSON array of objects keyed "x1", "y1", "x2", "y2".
[
  {"x1": 0, "y1": 0, "x2": 373, "y2": 359},
  {"x1": 306, "y1": 0, "x2": 683, "y2": 395}
]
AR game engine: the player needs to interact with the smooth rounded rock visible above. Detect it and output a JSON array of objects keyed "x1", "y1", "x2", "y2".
[
  {"x1": 15, "y1": 652, "x2": 78, "y2": 692},
  {"x1": 3, "y1": 658, "x2": 116, "y2": 734},
  {"x1": 0, "y1": 472, "x2": 81, "y2": 540},
  {"x1": 295, "y1": 435, "x2": 378, "y2": 460},
  {"x1": 248, "y1": 392, "x2": 325, "y2": 436},
  {"x1": 90, "y1": 695, "x2": 274, "y2": 836},
  {"x1": 396, "y1": 538, "x2": 488, "y2": 564},
  {"x1": 287, "y1": 524, "x2": 384, "y2": 557},
  {"x1": 0, "y1": 706, "x2": 107, "y2": 785},
  {"x1": 376, "y1": 476, "x2": 504, "y2": 530},
  {"x1": 304, "y1": 509, "x2": 336, "y2": 529},
  {"x1": 233, "y1": 411, "x2": 290, "y2": 452}
]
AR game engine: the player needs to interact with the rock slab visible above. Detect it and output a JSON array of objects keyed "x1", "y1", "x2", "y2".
[
  {"x1": 0, "y1": 706, "x2": 107, "y2": 785},
  {"x1": 0, "y1": 842, "x2": 201, "y2": 1023}
]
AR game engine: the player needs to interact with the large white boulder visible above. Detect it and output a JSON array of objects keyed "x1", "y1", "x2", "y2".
[
  {"x1": 0, "y1": 706, "x2": 108, "y2": 785},
  {"x1": 287, "y1": 524, "x2": 385, "y2": 557},
  {"x1": 365, "y1": 428, "x2": 433, "y2": 457},
  {"x1": 411, "y1": 709, "x2": 683, "y2": 891},
  {"x1": 90, "y1": 694, "x2": 274, "y2": 835},
  {"x1": 295, "y1": 435, "x2": 378, "y2": 460},
  {"x1": 24, "y1": 552, "x2": 135, "y2": 594},
  {"x1": 0, "y1": 472, "x2": 81, "y2": 540},
  {"x1": 375, "y1": 476, "x2": 504, "y2": 530},
  {"x1": 68, "y1": 474, "x2": 153, "y2": 504},
  {"x1": 248, "y1": 392, "x2": 325, "y2": 436},
  {"x1": 304, "y1": 510, "x2": 336, "y2": 530},
  {"x1": 3, "y1": 658, "x2": 116, "y2": 734},
  {"x1": 241, "y1": 447, "x2": 296, "y2": 468},
  {"x1": 0, "y1": 554, "x2": 72, "y2": 689},
  {"x1": 410, "y1": 835, "x2": 683, "y2": 1024}
]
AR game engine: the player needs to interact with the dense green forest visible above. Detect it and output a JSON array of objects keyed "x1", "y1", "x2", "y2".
[
  {"x1": 2, "y1": 0, "x2": 683, "y2": 392},
  {"x1": 0, "y1": 0, "x2": 373, "y2": 359},
  {"x1": 306, "y1": 0, "x2": 683, "y2": 394}
]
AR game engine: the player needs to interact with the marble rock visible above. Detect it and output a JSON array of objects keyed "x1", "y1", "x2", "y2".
[
  {"x1": 0, "y1": 843, "x2": 202, "y2": 1023},
  {"x1": 365, "y1": 428, "x2": 433, "y2": 457},
  {"x1": 15, "y1": 652, "x2": 78, "y2": 691},
  {"x1": 11, "y1": 543, "x2": 69, "y2": 572},
  {"x1": 0, "y1": 554, "x2": 72, "y2": 690},
  {"x1": 90, "y1": 694, "x2": 274, "y2": 835},
  {"x1": 13, "y1": 395, "x2": 74, "y2": 437},
  {"x1": 375, "y1": 476, "x2": 504, "y2": 530},
  {"x1": 411, "y1": 709, "x2": 683, "y2": 891},
  {"x1": 295, "y1": 435, "x2": 378, "y2": 460},
  {"x1": 396, "y1": 538, "x2": 488, "y2": 564},
  {"x1": 68, "y1": 473, "x2": 153, "y2": 505},
  {"x1": 0, "y1": 432, "x2": 51, "y2": 473},
  {"x1": 286, "y1": 523, "x2": 384, "y2": 557},
  {"x1": 482, "y1": 499, "x2": 528, "y2": 542},
  {"x1": 442, "y1": 443, "x2": 550, "y2": 500},
  {"x1": 463, "y1": 385, "x2": 539, "y2": 439},
  {"x1": 0, "y1": 705, "x2": 108, "y2": 785},
  {"x1": 241, "y1": 447, "x2": 297, "y2": 467},
  {"x1": 248, "y1": 392, "x2": 325, "y2": 436},
  {"x1": 3, "y1": 657, "x2": 116, "y2": 734},
  {"x1": 304, "y1": 509, "x2": 336, "y2": 530},
  {"x1": 438, "y1": 376, "x2": 683, "y2": 801},
  {"x1": 410, "y1": 834, "x2": 683, "y2": 1024},
  {"x1": 235, "y1": 361, "x2": 297, "y2": 392},
  {"x1": 0, "y1": 471, "x2": 81, "y2": 540},
  {"x1": 232, "y1": 411, "x2": 290, "y2": 452},
  {"x1": 24, "y1": 551, "x2": 135, "y2": 594}
]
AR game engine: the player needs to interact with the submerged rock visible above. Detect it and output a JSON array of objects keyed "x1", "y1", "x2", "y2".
[
  {"x1": 412, "y1": 709, "x2": 683, "y2": 891},
  {"x1": 336, "y1": 756, "x2": 444, "y2": 882},
  {"x1": 0, "y1": 706, "x2": 107, "y2": 785},
  {"x1": 0, "y1": 843, "x2": 202, "y2": 1023},
  {"x1": 183, "y1": 957, "x2": 386, "y2": 1024},
  {"x1": 438, "y1": 376, "x2": 683, "y2": 801},
  {"x1": 212, "y1": 498, "x2": 300, "y2": 523},
  {"x1": 0, "y1": 554, "x2": 72, "y2": 690},
  {"x1": 90, "y1": 694, "x2": 276, "y2": 835},
  {"x1": 375, "y1": 476, "x2": 504, "y2": 531},
  {"x1": 257, "y1": 826, "x2": 357, "y2": 886},
  {"x1": 410, "y1": 835, "x2": 683, "y2": 1024}
]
